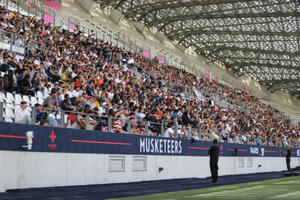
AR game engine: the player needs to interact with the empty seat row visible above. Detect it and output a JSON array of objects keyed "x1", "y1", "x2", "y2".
[{"x1": 0, "y1": 92, "x2": 44, "y2": 108}]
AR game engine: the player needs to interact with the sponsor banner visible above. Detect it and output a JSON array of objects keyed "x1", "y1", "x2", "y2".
[
  {"x1": 68, "y1": 23, "x2": 76, "y2": 31},
  {"x1": 45, "y1": 0, "x2": 62, "y2": 11},
  {"x1": 158, "y1": 56, "x2": 165, "y2": 63},
  {"x1": 44, "y1": 13, "x2": 55, "y2": 24},
  {"x1": 205, "y1": 73, "x2": 210, "y2": 80},
  {"x1": 0, "y1": 122, "x2": 298, "y2": 157},
  {"x1": 214, "y1": 77, "x2": 218, "y2": 83},
  {"x1": 143, "y1": 50, "x2": 151, "y2": 58}
]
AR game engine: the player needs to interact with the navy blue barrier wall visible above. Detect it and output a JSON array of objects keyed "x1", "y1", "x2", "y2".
[{"x1": 0, "y1": 122, "x2": 299, "y2": 157}]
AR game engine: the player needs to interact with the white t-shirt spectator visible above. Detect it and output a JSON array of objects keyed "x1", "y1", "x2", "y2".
[
  {"x1": 15, "y1": 108, "x2": 31, "y2": 124},
  {"x1": 177, "y1": 128, "x2": 186, "y2": 138},
  {"x1": 72, "y1": 90, "x2": 82, "y2": 98},
  {"x1": 164, "y1": 127, "x2": 174, "y2": 138}
]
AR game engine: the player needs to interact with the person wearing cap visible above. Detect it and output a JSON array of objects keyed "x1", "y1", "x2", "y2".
[
  {"x1": 43, "y1": 88, "x2": 58, "y2": 109},
  {"x1": 208, "y1": 139, "x2": 220, "y2": 184}
]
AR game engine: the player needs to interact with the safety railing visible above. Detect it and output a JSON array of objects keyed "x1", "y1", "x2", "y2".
[{"x1": 0, "y1": 101, "x2": 299, "y2": 148}]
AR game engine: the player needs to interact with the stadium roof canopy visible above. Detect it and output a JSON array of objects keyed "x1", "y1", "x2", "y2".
[{"x1": 95, "y1": 0, "x2": 300, "y2": 98}]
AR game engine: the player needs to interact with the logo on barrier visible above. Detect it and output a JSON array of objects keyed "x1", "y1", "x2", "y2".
[
  {"x1": 260, "y1": 148, "x2": 264, "y2": 157},
  {"x1": 250, "y1": 147, "x2": 259, "y2": 154},
  {"x1": 48, "y1": 130, "x2": 57, "y2": 149},
  {"x1": 297, "y1": 149, "x2": 300, "y2": 157},
  {"x1": 139, "y1": 138, "x2": 182, "y2": 154}
]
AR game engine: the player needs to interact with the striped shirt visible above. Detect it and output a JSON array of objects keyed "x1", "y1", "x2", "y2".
[{"x1": 113, "y1": 120, "x2": 122, "y2": 133}]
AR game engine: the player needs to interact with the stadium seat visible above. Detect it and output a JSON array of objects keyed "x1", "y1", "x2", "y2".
[
  {"x1": 5, "y1": 102, "x2": 14, "y2": 109},
  {"x1": 38, "y1": 97, "x2": 44, "y2": 105},
  {"x1": 15, "y1": 94, "x2": 22, "y2": 104},
  {"x1": 37, "y1": 91, "x2": 43, "y2": 99},
  {"x1": 6, "y1": 92, "x2": 15, "y2": 103},
  {"x1": 31, "y1": 97, "x2": 38, "y2": 106},
  {"x1": 0, "y1": 92, "x2": 6, "y2": 102},
  {"x1": 4, "y1": 117, "x2": 13, "y2": 123},
  {"x1": 22, "y1": 95, "x2": 30, "y2": 105},
  {"x1": 4, "y1": 108, "x2": 14, "y2": 118}
]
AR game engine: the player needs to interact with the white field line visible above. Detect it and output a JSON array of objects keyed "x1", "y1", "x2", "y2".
[
  {"x1": 192, "y1": 186, "x2": 264, "y2": 197},
  {"x1": 271, "y1": 191, "x2": 300, "y2": 199},
  {"x1": 274, "y1": 180, "x2": 300, "y2": 185}
]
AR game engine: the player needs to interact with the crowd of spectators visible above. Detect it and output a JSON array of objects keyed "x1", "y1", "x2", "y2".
[{"x1": 0, "y1": 5, "x2": 299, "y2": 147}]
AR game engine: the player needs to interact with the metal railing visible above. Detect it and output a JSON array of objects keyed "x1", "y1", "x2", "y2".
[{"x1": 0, "y1": 102, "x2": 299, "y2": 148}]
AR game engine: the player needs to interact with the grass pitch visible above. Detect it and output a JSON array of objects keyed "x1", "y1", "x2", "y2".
[{"x1": 114, "y1": 177, "x2": 300, "y2": 200}]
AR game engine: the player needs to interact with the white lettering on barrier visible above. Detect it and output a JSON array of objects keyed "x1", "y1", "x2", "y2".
[
  {"x1": 250, "y1": 147, "x2": 259, "y2": 155},
  {"x1": 261, "y1": 148, "x2": 264, "y2": 157},
  {"x1": 139, "y1": 138, "x2": 183, "y2": 154},
  {"x1": 297, "y1": 149, "x2": 300, "y2": 157}
]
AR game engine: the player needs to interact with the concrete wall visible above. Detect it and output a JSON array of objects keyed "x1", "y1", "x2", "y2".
[{"x1": 0, "y1": 151, "x2": 299, "y2": 192}]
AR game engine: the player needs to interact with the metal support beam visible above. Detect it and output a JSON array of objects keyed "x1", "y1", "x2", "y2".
[
  {"x1": 125, "y1": 0, "x2": 257, "y2": 19},
  {"x1": 148, "y1": 11, "x2": 300, "y2": 28},
  {"x1": 195, "y1": 45, "x2": 300, "y2": 57},
  {"x1": 168, "y1": 29, "x2": 300, "y2": 41},
  {"x1": 221, "y1": 61, "x2": 300, "y2": 71},
  {"x1": 259, "y1": 79, "x2": 300, "y2": 84}
]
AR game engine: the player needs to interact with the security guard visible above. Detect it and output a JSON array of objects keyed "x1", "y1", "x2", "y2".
[
  {"x1": 208, "y1": 139, "x2": 220, "y2": 183},
  {"x1": 286, "y1": 146, "x2": 291, "y2": 172}
]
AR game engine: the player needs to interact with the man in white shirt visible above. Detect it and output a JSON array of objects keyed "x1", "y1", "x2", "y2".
[
  {"x1": 15, "y1": 101, "x2": 31, "y2": 124},
  {"x1": 72, "y1": 86, "x2": 81, "y2": 98},
  {"x1": 164, "y1": 125, "x2": 175, "y2": 138}
]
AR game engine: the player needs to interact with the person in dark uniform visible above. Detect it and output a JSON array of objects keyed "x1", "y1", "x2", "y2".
[
  {"x1": 208, "y1": 139, "x2": 220, "y2": 183},
  {"x1": 286, "y1": 146, "x2": 291, "y2": 172}
]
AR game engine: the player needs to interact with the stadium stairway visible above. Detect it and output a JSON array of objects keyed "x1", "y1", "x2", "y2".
[{"x1": 0, "y1": 170, "x2": 299, "y2": 200}]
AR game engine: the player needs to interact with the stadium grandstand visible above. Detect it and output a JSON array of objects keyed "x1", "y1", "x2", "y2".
[{"x1": 0, "y1": 0, "x2": 299, "y2": 199}]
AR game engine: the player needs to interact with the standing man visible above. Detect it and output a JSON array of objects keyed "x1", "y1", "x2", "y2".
[
  {"x1": 209, "y1": 139, "x2": 220, "y2": 183},
  {"x1": 286, "y1": 146, "x2": 291, "y2": 172}
]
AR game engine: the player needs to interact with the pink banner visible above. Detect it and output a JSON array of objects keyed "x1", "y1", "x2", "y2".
[
  {"x1": 45, "y1": 0, "x2": 62, "y2": 11},
  {"x1": 25, "y1": 1, "x2": 33, "y2": 7},
  {"x1": 214, "y1": 77, "x2": 218, "y2": 83},
  {"x1": 127, "y1": 68, "x2": 135, "y2": 74},
  {"x1": 69, "y1": 23, "x2": 76, "y2": 31},
  {"x1": 143, "y1": 50, "x2": 151, "y2": 58},
  {"x1": 205, "y1": 73, "x2": 210, "y2": 80},
  {"x1": 158, "y1": 56, "x2": 165, "y2": 63},
  {"x1": 249, "y1": 90, "x2": 253, "y2": 95},
  {"x1": 243, "y1": 88, "x2": 246, "y2": 94},
  {"x1": 44, "y1": 13, "x2": 54, "y2": 24}
]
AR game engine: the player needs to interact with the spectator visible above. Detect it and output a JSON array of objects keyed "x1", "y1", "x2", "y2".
[
  {"x1": 19, "y1": 75, "x2": 35, "y2": 96},
  {"x1": 113, "y1": 117, "x2": 122, "y2": 133},
  {"x1": 35, "y1": 103, "x2": 49, "y2": 126},
  {"x1": 61, "y1": 94, "x2": 73, "y2": 111},
  {"x1": 15, "y1": 101, "x2": 31, "y2": 124},
  {"x1": 43, "y1": 88, "x2": 58, "y2": 109},
  {"x1": 164, "y1": 125, "x2": 175, "y2": 138}
]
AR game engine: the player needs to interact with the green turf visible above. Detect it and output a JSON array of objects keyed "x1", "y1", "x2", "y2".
[{"x1": 112, "y1": 177, "x2": 300, "y2": 200}]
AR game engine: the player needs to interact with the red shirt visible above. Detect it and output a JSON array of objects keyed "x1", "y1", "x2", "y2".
[{"x1": 74, "y1": 80, "x2": 82, "y2": 88}]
